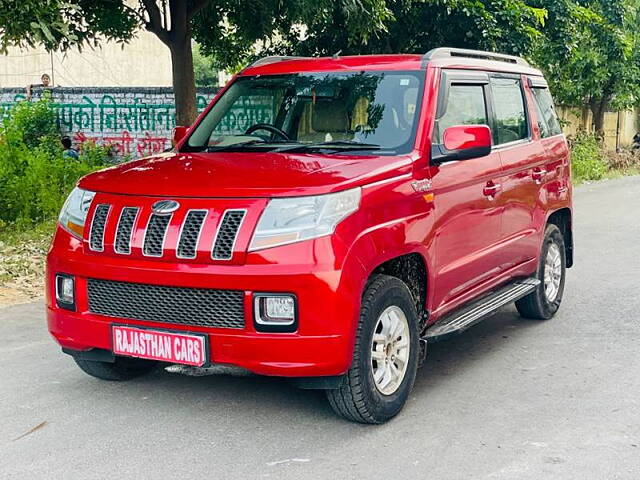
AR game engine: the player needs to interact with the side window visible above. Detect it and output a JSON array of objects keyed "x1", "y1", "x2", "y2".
[
  {"x1": 490, "y1": 77, "x2": 528, "y2": 145},
  {"x1": 532, "y1": 87, "x2": 562, "y2": 138},
  {"x1": 435, "y1": 84, "x2": 488, "y2": 143}
]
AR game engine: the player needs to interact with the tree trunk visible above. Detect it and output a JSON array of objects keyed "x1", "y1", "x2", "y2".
[
  {"x1": 142, "y1": 0, "x2": 206, "y2": 126},
  {"x1": 169, "y1": 38, "x2": 197, "y2": 126},
  {"x1": 590, "y1": 98, "x2": 608, "y2": 140}
]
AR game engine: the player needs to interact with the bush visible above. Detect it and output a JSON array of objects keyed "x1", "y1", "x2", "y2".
[
  {"x1": 0, "y1": 99, "x2": 109, "y2": 226},
  {"x1": 570, "y1": 132, "x2": 608, "y2": 182},
  {"x1": 5, "y1": 97, "x2": 59, "y2": 149}
]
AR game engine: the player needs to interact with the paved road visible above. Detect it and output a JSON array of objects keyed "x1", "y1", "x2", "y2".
[{"x1": 2, "y1": 177, "x2": 640, "y2": 480}]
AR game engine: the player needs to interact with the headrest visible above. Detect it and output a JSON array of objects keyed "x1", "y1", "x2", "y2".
[{"x1": 312, "y1": 101, "x2": 349, "y2": 133}]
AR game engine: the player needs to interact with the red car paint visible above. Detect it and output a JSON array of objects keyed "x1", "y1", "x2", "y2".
[
  {"x1": 442, "y1": 125, "x2": 492, "y2": 151},
  {"x1": 47, "y1": 54, "x2": 572, "y2": 378}
]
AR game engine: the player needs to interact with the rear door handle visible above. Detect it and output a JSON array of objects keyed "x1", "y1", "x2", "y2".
[
  {"x1": 483, "y1": 181, "x2": 501, "y2": 199},
  {"x1": 532, "y1": 167, "x2": 547, "y2": 183}
]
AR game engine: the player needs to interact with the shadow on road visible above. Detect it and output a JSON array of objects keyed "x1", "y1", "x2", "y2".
[{"x1": 77, "y1": 305, "x2": 545, "y2": 423}]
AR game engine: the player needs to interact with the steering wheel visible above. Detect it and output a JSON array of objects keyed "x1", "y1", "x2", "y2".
[{"x1": 245, "y1": 123, "x2": 290, "y2": 141}]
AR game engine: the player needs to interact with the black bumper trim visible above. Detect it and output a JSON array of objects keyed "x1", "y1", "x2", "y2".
[{"x1": 62, "y1": 347, "x2": 115, "y2": 363}]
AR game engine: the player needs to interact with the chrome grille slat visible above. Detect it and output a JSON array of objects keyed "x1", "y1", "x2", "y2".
[
  {"x1": 87, "y1": 278, "x2": 245, "y2": 329},
  {"x1": 143, "y1": 214, "x2": 171, "y2": 257},
  {"x1": 89, "y1": 204, "x2": 110, "y2": 252},
  {"x1": 177, "y1": 210, "x2": 207, "y2": 259},
  {"x1": 114, "y1": 207, "x2": 139, "y2": 255},
  {"x1": 213, "y1": 210, "x2": 246, "y2": 260}
]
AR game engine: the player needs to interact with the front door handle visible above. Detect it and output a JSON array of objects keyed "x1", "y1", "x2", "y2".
[
  {"x1": 532, "y1": 167, "x2": 547, "y2": 184},
  {"x1": 483, "y1": 181, "x2": 501, "y2": 199}
]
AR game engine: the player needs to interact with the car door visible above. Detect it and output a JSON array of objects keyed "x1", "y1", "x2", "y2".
[
  {"x1": 491, "y1": 74, "x2": 551, "y2": 271},
  {"x1": 430, "y1": 70, "x2": 505, "y2": 314}
]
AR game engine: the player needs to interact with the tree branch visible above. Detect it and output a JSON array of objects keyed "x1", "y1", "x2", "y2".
[
  {"x1": 141, "y1": 0, "x2": 170, "y2": 45},
  {"x1": 121, "y1": 4, "x2": 146, "y2": 25},
  {"x1": 187, "y1": 0, "x2": 211, "y2": 20}
]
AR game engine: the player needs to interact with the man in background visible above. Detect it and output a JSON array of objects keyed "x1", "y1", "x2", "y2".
[
  {"x1": 26, "y1": 73, "x2": 52, "y2": 100},
  {"x1": 61, "y1": 136, "x2": 79, "y2": 160}
]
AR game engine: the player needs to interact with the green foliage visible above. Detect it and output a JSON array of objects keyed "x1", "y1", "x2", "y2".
[
  {"x1": 193, "y1": 44, "x2": 220, "y2": 87},
  {"x1": 77, "y1": 141, "x2": 115, "y2": 168},
  {"x1": 192, "y1": 0, "x2": 391, "y2": 70},
  {"x1": 0, "y1": 1, "x2": 137, "y2": 53},
  {"x1": 194, "y1": 0, "x2": 547, "y2": 69},
  {"x1": 3, "y1": 96, "x2": 59, "y2": 148},
  {"x1": 570, "y1": 132, "x2": 608, "y2": 181},
  {"x1": 0, "y1": 99, "x2": 108, "y2": 225},
  {"x1": 531, "y1": 0, "x2": 640, "y2": 131}
]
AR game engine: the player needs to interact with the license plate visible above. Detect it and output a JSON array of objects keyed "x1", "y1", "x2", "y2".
[{"x1": 111, "y1": 325, "x2": 208, "y2": 367}]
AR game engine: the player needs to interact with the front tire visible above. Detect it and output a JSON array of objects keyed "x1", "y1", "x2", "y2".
[
  {"x1": 327, "y1": 275, "x2": 420, "y2": 424},
  {"x1": 516, "y1": 224, "x2": 566, "y2": 320},
  {"x1": 73, "y1": 356, "x2": 157, "y2": 381}
]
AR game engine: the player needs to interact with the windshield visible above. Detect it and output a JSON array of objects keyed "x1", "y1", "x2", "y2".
[{"x1": 184, "y1": 71, "x2": 424, "y2": 155}]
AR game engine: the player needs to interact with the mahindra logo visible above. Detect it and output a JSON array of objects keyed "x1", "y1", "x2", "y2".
[{"x1": 151, "y1": 200, "x2": 180, "y2": 215}]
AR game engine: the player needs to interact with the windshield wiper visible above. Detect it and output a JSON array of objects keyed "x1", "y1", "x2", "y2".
[
  {"x1": 205, "y1": 139, "x2": 267, "y2": 152},
  {"x1": 273, "y1": 140, "x2": 381, "y2": 153}
]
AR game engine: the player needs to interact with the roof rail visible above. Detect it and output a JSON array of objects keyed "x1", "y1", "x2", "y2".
[
  {"x1": 423, "y1": 48, "x2": 529, "y2": 67},
  {"x1": 246, "y1": 56, "x2": 310, "y2": 69}
]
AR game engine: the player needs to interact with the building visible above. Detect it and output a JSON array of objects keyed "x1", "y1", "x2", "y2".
[{"x1": 0, "y1": 31, "x2": 174, "y2": 88}]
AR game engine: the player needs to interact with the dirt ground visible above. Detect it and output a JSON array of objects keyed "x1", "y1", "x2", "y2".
[{"x1": 0, "y1": 237, "x2": 48, "y2": 308}]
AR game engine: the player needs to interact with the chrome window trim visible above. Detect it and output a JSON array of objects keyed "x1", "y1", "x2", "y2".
[
  {"x1": 142, "y1": 213, "x2": 173, "y2": 258},
  {"x1": 176, "y1": 209, "x2": 208, "y2": 260},
  {"x1": 88, "y1": 204, "x2": 111, "y2": 253},
  {"x1": 114, "y1": 207, "x2": 140, "y2": 255},
  {"x1": 211, "y1": 209, "x2": 247, "y2": 261},
  {"x1": 491, "y1": 138, "x2": 533, "y2": 151}
]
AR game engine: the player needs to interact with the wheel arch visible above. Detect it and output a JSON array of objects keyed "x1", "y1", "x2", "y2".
[
  {"x1": 547, "y1": 207, "x2": 573, "y2": 268},
  {"x1": 369, "y1": 252, "x2": 429, "y2": 334}
]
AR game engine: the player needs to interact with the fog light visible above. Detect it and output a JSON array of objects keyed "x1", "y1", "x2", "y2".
[
  {"x1": 55, "y1": 274, "x2": 75, "y2": 310},
  {"x1": 266, "y1": 297, "x2": 295, "y2": 320},
  {"x1": 254, "y1": 293, "x2": 297, "y2": 331}
]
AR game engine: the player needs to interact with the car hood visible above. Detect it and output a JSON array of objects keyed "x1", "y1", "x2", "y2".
[{"x1": 79, "y1": 151, "x2": 414, "y2": 198}]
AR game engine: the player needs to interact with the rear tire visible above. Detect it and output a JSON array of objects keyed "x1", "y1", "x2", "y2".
[
  {"x1": 327, "y1": 275, "x2": 420, "y2": 424},
  {"x1": 74, "y1": 356, "x2": 157, "y2": 381},
  {"x1": 516, "y1": 224, "x2": 566, "y2": 320}
]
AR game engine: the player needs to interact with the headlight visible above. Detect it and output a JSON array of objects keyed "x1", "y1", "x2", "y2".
[
  {"x1": 249, "y1": 188, "x2": 361, "y2": 251},
  {"x1": 58, "y1": 187, "x2": 96, "y2": 238}
]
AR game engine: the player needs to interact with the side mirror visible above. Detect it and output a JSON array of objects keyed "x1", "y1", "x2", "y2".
[
  {"x1": 172, "y1": 125, "x2": 189, "y2": 146},
  {"x1": 432, "y1": 125, "x2": 492, "y2": 163}
]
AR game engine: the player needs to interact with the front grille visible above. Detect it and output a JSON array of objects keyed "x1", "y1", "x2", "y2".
[
  {"x1": 177, "y1": 210, "x2": 207, "y2": 259},
  {"x1": 114, "y1": 207, "x2": 138, "y2": 254},
  {"x1": 89, "y1": 205, "x2": 110, "y2": 251},
  {"x1": 86, "y1": 201, "x2": 247, "y2": 260},
  {"x1": 213, "y1": 210, "x2": 246, "y2": 260},
  {"x1": 87, "y1": 278, "x2": 245, "y2": 329},
  {"x1": 143, "y1": 214, "x2": 171, "y2": 257}
]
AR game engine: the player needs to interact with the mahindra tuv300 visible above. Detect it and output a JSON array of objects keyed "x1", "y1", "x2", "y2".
[{"x1": 47, "y1": 48, "x2": 573, "y2": 423}]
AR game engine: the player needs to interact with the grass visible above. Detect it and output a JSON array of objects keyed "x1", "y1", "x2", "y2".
[
  {"x1": 602, "y1": 166, "x2": 640, "y2": 181},
  {"x1": 574, "y1": 165, "x2": 640, "y2": 185}
]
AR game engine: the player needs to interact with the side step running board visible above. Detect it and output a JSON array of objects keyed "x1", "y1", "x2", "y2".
[{"x1": 423, "y1": 278, "x2": 540, "y2": 343}]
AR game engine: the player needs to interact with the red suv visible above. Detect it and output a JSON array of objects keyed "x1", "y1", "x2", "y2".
[{"x1": 47, "y1": 48, "x2": 572, "y2": 423}]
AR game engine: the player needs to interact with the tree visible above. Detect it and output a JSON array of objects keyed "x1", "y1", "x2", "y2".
[
  {"x1": 0, "y1": 0, "x2": 209, "y2": 125},
  {"x1": 192, "y1": 0, "x2": 391, "y2": 71},
  {"x1": 199, "y1": 0, "x2": 546, "y2": 69},
  {"x1": 193, "y1": 44, "x2": 219, "y2": 87},
  {"x1": 531, "y1": 0, "x2": 640, "y2": 136},
  {"x1": 0, "y1": 0, "x2": 391, "y2": 125}
]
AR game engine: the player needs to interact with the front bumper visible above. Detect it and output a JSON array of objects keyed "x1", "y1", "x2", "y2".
[{"x1": 46, "y1": 227, "x2": 364, "y2": 377}]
